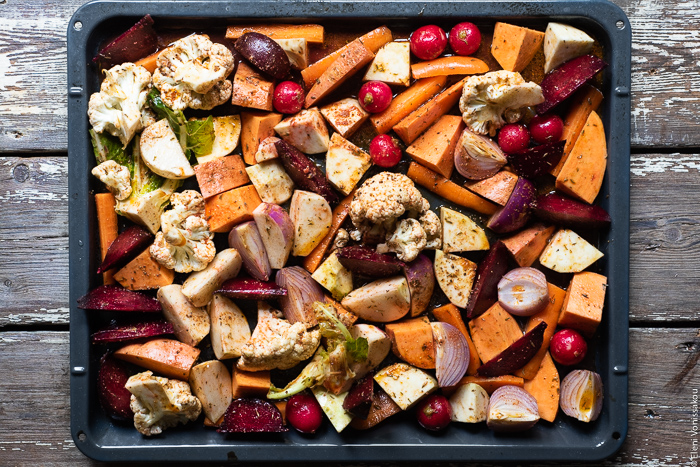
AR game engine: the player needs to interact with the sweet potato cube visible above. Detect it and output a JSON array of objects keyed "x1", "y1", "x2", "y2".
[
  {"x1": 558, "y1": 272, "x2": 607, "y2": 337},
  {"x1": 204, "y1": 185, "x2": 262, "y2": 233},
  {"x1": 114, "y1": 338, "x2": 200, "y2": 380},
  {"x1": 231, "y1": 368, "x2": 271, "y2": 398},
  {"x1": 467, "y1": 171, "x2": 519, "y2": 206},
  {"x1": 95, "y1": 193, "x2": 118, "y2": 285},
  {"x1": 468, "y1": 302, "x2": 523, "y2": 364},
  {"x1": 241, "y1": 111, "x2": 283, "y2": 165},
  {"x1": 431, "y1": 304, "x2": 480, "y2": 375},
  {"x1": 194, "y1": 154, "x2": 250, "y2": 199},
  {"x1": 113, "y1": 249, "x2": 175, "y2": 290},
  {"x1": 443, "y1": 375, "x2": 525, "y2": 397},
  {"x1": 491, "y1": 22, "x2": 545, "y2": 72},
  {"x1": 231, "y1": 62, "x2": 275, "y2": 112},
  {"x1": 502, "y1": 224, "x2": 556, "y2": 267},
  {"x1": 320, "y1": 98, "x2": 369, "y2": 138},
  {"x1": 523, "y1": 352, "x2": 560, "y2": 422},
  {"x1": 406, "y1": 115, "x2": 464, "y2": 178},
  {"x1": 385, "y1": 316, "x2": 436, "y2": 369}
]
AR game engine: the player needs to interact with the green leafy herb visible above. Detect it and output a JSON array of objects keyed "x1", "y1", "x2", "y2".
[
  {"x1": 90, "y1": 129, "x2": 132, "y2": 172},
  {"x1": 314, "y1": 302, "x2": 368, "y2": 362}
]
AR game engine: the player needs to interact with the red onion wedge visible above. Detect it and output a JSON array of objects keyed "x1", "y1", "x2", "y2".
[
  {"x1": 560, "y1": 370, "x2": 604, "y2": 422},
  {"x1": 430, "y1": 322, "x2": 470, "y2": 387},
  {"x1": 216, "y1": 277, "x2": 287, "y2": 300},
  {"x1": 97, "y1": 225, "x2": 154, "y2": 274},
  {"x1": 454, "y1": 128, "x2": 507, "y2": 180},
  {"x1": 477, "y1": 322, "x2": 547, "y2": 377},
  {"x1": 487, "y1": 177, "x2": 536, "y2": 234},
  {"x1": 253, "y1": 203, "x2": 294, "y2": 270},
  {"x1": 487, "y1": 385, "x2": 540, "y2": 432},
  {"x1": 98, "y1": 353, "x2": 133, "y2": 420},
  {"x1": 229, "y1": 221, "x2": 271, "y2": 281},
  {"x1": 336, "y1": 246, "x2": 405, "y2": 277},
  {"x1": 77, "y1": 285, "x2": 161, "y2": 312},
  {"x1": 218, "y1": 398, "x2": 288, "y2": 433},
  {"x1": 91, "y1": 319, "x2": 174, "y2": 344},
  {"x1": 404, "y1": 253, "x2": 435, "y2": 317},
  {"x1": 497, "y1": 267, "x2": 549, "y2": 316},
  {"x1": 276, "y1": 266, "x2": 324, "y2": 327}
]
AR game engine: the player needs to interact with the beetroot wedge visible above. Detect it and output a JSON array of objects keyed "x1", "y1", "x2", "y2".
[
  {"x1": 91, "y1": 319, "x2": 174, "y2": 344},
  {"x1": 77, "y1": 285, "x2": 162, "y2": 312},
  {"x1": 487, "y1": 177, "x2": 536, "y2": 234},
  {"x1": 216, "y1": 277, "x2": 288, "y2": 300},
  {"x1": 477, "y1": 321, "x2": 547, "y2": 377},
  {"x1": 533, "y1": 192, "x2": 611, "y2": 229},
  {"x1": 218, "y1": 398, "x2": 288, "y2": 433},
  {"x1": 92, "y1": 15, "x2": 158, "y2": 69},
  {"x1": 342, "y1": 373, "x2": 374, "y2": 419},
  {"x1": 96, "y1": 225, "x2": 154, "y2": 274},
  {"x1": 98, "y1": 353, "x2": 133, "y2": 420},
  {"x1": 507, "y1": 140, "x2": 566, "y2": 179},
  {"x1": 336, "y1": 246, "x2": 404, "y2": 277},
  {"x1": 465, "y1": 241, "x2": 510, "y2": 319},
  {"x1": 275, "y1": 139, "x2": 340, "y2": 205},
  {"x1": 537, "y1": 55, "x2": 607, "y2": 114}
]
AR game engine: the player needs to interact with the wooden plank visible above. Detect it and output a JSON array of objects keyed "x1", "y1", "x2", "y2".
[
  {"x1": 0, "y1": 328, "x2": 696, "y2": 465},
  {"x1": 1, "y1": 0, "x2": 700, "y2": 151}
]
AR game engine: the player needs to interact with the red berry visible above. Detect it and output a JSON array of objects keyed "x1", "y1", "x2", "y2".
[
  {"x1": 415, "y1": 394, "x2": 452, "y2": 431},
  {"x1": 273, "y1": 81, "x2": 305, "y2": 114},
  {"x1": 410, "y1": 25, "x2": 448, "y2": 60},
  {"x1": 286, "y1": 392, "x2": 324, "y2": 434},
  {"x1": 449, "y1": 22, "x2": 482, "y2": 56},
  {"x1": 358, "y1": 81, "x2": 393, "y2": 113},
  {"x1": 369, "y1": 135, "x2": 402, "y2": 167},
  {"x1": 550, "y1": 329, "x2": 588, "y2": 366},
  {"x1": 529, "y1": 114, "x2": 564, "y2": 144},
  {"x1": 498, "y1": 123, "x2": 530, "y2": 153}
]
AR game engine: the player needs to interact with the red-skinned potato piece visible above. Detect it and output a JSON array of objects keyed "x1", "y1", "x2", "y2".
[
  {"x1": 533, "y1": 192, "x2": 611, "y2": 229},
  {"x1": 274, "y1": 139, "x2": 339, "y2": 205},
  {"x1": 96, "y1": 225, "x2": 154, "y2": 274},
  {"x1": 77, "y1": 285, "x2": 162, "y2": 312},
  {"x1": 487, "y1": 177, "x2": 536, "y2": 234},
  {"x1": 98, "y1": 353, "x2": 133, "y2": 420},
  {"x1": 336, "y1": 246, "x2": 404, "y2": 277},
  {"x1": 404, "y1": 253, "x2": 435, "y2": 317},
  {"x1": 477, "y1": 321, "x2": 547, "y2": 377},
  {"x1": 465, "y1": 241, "x2": 510, "y2": 319},
  {"x1": 91, "y1": 319, "x2": 174, "y2": 344},
  {"x1": 216, "y1": 277, "x2": 288, "y2": 300},
  {"x1": 506, "y1": 140, "x2": 565, "y2": 179},
  {"x1": 218, "y1": 398, "x2": 289, "y2": 433},
  {"x1": 537, "y1": 55, "x2": 607, "y2": 114},
  {"x1": 343, "y1": 373, "x2": 375, "y2": 419},
  {"x1": 92, "y1": 15, "x2": 157, "y2": 69}
]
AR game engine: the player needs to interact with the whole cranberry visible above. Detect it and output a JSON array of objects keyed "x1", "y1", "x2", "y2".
[
  {"x1": 550, "y1": 329, "x2": 588, "y2": 366},
  {"x1": 358, "y1": 81, "x2": 393, "y2": 113},
  {"x1": 529, "y1": 114, "x2": 564, "y2": 144},
  {"x1": 273, "y1": 81, "x2": 305, "y2": 114},
  {"x1": 416, "y1": 394, "x2": 452, "y2": 431},
  {"x1": 498, "y1": 123, "x2": 531, "y2": 153},
  {"x1": 369, "y1": 134, "x2": 402, "y2": 168},
  {"x1": 286, "y1": 392, "x2": 324, "y2": 434},
  {"x1": 410, "y1": 25, "x2": 448, "y2": 60},
  {"x1": 449, "y1": 22, "x2": 482, "y2": 56}
]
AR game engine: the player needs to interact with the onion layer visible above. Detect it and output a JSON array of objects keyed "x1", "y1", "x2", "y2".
[
  {"x1": 454, "y1": 128, "x2": 507, "y2": 180},
  {"x1": 560, "y1": 370, "x2": 604, "y2": 422},
  {"x1": 497, "y1": 267, "x2": 549, "y2": 316},
  {"x1": 228, "y1": 221, "x2": 271, "y2": 281},
  {"x1": 276, "y1": 266, "x2": 324, "y2": 327},
  {"x1": 430, "y1": 322, "x2": 470, "y2": 387},
  {"x1": 487, "y1": 385, "x2": 540, "y2": 432}
]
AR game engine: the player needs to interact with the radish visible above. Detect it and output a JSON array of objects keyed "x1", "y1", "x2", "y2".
[
  {"x1": 358, "y1": 81, "x2": 392, "y2": 113},
  {"x1": 410, "y1": 25, "x2": 447, "y2": 60}
]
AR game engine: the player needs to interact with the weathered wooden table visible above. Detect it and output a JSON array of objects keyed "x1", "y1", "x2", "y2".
[{"x1": 1, "y1": 0, "x2": 699, "y2": 465}]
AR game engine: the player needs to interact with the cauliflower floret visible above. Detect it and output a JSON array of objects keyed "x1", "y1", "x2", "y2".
[
  {"x1": 91, "y1": 160, "x2": 132, "y2": 200},
  {"x1": 334, "y1": 228, "x2": 350, "y2": 249},
  {"x1": 238, "y1": 304, "x2": 321, "y2": 371},
  {"x1": 125, "y1": 371, "x2": 202, "y2": 436},
  {"x1": 459, "y1": 70, "x2": 544, "y2": 137},
  {"x1": 350, "y1": 172, "x2": 426, "y2": 228},
  {"x1": 377, "y1": 218, "x2": 427, "y2": 262},
  {"x1": 150, "y1": 190, "x2": 216, "y2": 273},
  {"x1": 419, "y1": 209, "x2": 442, "y2": 250},
  {"x1": 88, "y1": 63, "x2": 153, "y2": 147},
  {"x1": 153, "y1": 34, "x2": 235, "y2": 111}
]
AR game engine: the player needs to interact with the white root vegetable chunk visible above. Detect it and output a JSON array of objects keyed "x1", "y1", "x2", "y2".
[
  {"x1": 274, "y1": 38, "x2": 309, "y2": 70},
  {"x1": 449, "y1": 383, "x2": 490, "y2": 423},
  {"x1": 207, "y1": 294, "x2": 251, "y2": 360},
  {"x1": 245, "y1": 160, "x2": 295, "y2": 205},
  {"x1": 325, "y1": 133, "x2": 372, "y2": 196},
  {"x1": 195, "y1": 115, "x2": 242, "y2": 164},
  {"x1": 539, "y1": 229, "x2": 603, "y2": 273},
  {"x1": 543, "y1": 23, "x2": 595, "y2": 74},
  {"x1": 374, "y1": 363, "x2": 438, "y2": 410},
  {"x1": 311, "y1": 252, "x2": 354, "y2": 300},
  {"x1": 254, "y1": 136, "x2": 280, "y2": 163},
  {"x1": 440, "y1": 207, "x2": 489, "y2": 253},
  {"x1": 157, "y1": 284, "x2": 211, "y2": 347},
  {"x1": 140, "y1": 119, "x2": 194, "y2": 179},
  {"x1": 434, "y1": 250, "x2": 477, "y2": 308},
  {"x1": 319, "y1": 98, "x2": 369, "y2": 138},
  {"x1": 274, "y1": 108, "x2": 330, "y2": 154},
  {"x1": 290, "y1": 190, "x2": 332, "y2": 256},
  {"x1": 311, "y1": 386, "x2": 353, "y2": 433},
  {"x1": 181, "y1": 249, "x2": 242, "y2": 307},
  {"x1": 349, "y1": 324, "x2": 392, "y2": 379},
  {"x1": 189, "y1": 360, "x2": 233, "y2": 423},
  {"x1": 363, "y1": 42, "x2": 411, "y2": 86},
  {"x1": 341, "y1": 276, "x2": 411, "y2": 323}
]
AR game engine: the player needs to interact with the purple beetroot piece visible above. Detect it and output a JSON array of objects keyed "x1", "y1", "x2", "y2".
[
  {"x1": 91, "y1": 319, "x2": 174, "y2": 344},
  {"x1": 92, "y1": 15, "x2": 158, "y2": 69},
  {"x1": 487, "y1": 177, "x2": 536, "y2": 234},
  {"x1": 477, "y1": 321, "x2": 547, "y2": 377},
  {"x1": 216, "y1": 277, "x2": 288, "y2": 300},
  {"x1": 506, "y1": 140, "x2": 566, "y2": 179},
  {"x1": 98, "y1": 353, "x2": 133, "y2": 420},
  {"x1": 533, "y1": 192, "x2": 611, "y2": 229},
  {"x1": 537, "y1": 55, "x2": 607, "y2": 114},
  {"x1": 336, "y1": 246, "x2": 404, "y2": 277},
  {"x1": 275, "y1": 139, "x2": 339, "y2": 205},
  {"x1": 342, "y1": 373, "x2": 375, "y2": 419},
  {"x1": 465, "y1": 241, "x2": 511, "y2": 319},
  {"x1": 77, "y1": 285, "x2": 162, "y2": 312},
  {"x1": 218, "y1": 398, "x2": 288, "y2": 433},
  {"x1": 96, "y1": 225, "x2": 154, "y2": 274}
]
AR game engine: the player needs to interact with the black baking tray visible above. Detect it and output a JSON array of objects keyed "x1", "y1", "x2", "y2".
[{"x1": 68, "y1": 0, "x2": 631, "y2": 462}]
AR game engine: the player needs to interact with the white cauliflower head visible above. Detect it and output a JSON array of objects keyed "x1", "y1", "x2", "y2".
[
  {"x1": 459, "y1": 70, "x2": 544, "y2": 136},
  {"x1": 91, "y1": 160, "x2": 132, "y2": 200},
  {"x1": 238, "y1": 304, "x2": 321, "y2": 371},
  {"x1": 125, "y1": 371, "x2": 202, "y2": 436},
  {"x1": 150, "y1": 190, "x2": 216, "y2": 273},
  {"x1": 377, "y1": 218, "x2": 427, "y2": 262},
  {"x1": 88, "y1": 63, "x2": 153, "y2": 147},
  {"x1": 153, "y1": 34, "x2": 235, "y2": 111},
  {"x1": 419, "y1": 209, "x2": 442, "y2": 250}
]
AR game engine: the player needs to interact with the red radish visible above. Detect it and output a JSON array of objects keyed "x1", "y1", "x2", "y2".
[
  {"x1": 415, "y1": 394, "x2": 452, "y2": 431},
  {"x1": 529, "y1": 114, "x2": 564, "y2": 144},
  {"x1": 449, "y1": 22, "x2": 482, "y2": 56},
  {"x1": 273, "y1": 81, "x2": 305, "y2": 114},
  {"x1": 358, "y1": 81, "x2": 392, "y2": 113},
  {"x1": 550, "y1": 329, "x2": 588, "y2": 365},
  {"x1": 286, "y1": 392, "x2": 324, "y2": 434},
  {"x1": 369, "y1": 135, "x2": 402, "y2": 167},
  {"x1": 498, "y1": 124, "x2": 530, "y2": 153},
  {"x1": 410, "y1": 25, "x2": 448, "y2": 60}
]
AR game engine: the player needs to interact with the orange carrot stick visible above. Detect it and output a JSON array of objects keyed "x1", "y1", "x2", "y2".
[
  {"x1": 411, "y1": 56, "x2": 489, "y2": 79},
  {"x1": 226, "y1": 24, "x2": 325, "y2": 43},
  {"x1": 302, "y1": 193, "x2": 354, "y2": 273},
  {"x1": 370, "y1": 76, "x2": 446, "y2": 134}
]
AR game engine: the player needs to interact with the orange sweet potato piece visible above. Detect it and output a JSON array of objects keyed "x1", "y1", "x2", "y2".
[
  {"x1": 385, "y1": 316, "x2": 436, "y2": 369},
  {"x1": 302, "y1": 193, "x2": 353, "y2": 273},
  {"x1": 240, "y1": 111, "x2": 283, "y2": 165},
  {"x1": 558, "y1": 272, "x2": 607, "y2": 337},
  {"x1": 467, "y1": 171, "x2": 519, "y2": 206},
  {"x1": 193, "y1": 154, "x2": 250, "y2": 199},
  {"x1": 231, "y1": 368, "x2": 271, "y2": 398},
  {"x1": 468, "y1": 302, "x2": 523, "y2": 364},
  {"x1": 135, "y1": 50, "x2": 159, "y2": 73},
  {"x1": 555, "y1": 110, "x2": 607, "y2": 204},
  {"x1": 204, "y1": 185, "x2": 262, "y2": 233},
  {"x1": 411, "y1": 56, "x2": 489, "y2": 79},
  {"x1": 431, "y1": 304, "x2": 480, "y2": 375},
  {"x1": 443, "y1": 375, "x2": 525, "y2": 397},
  {"x1": 113, "y1": 249, "x2": 174, "y2": 290},
  {"x1": 406, "y1": 115, "x2": 464, "y2": 179},
  {"x1": 114, "y1": 338, "x2": 200, "y2": 380},
  {"x1": 407, "y1": 162, "x2": 498, "y2": 215},
  {"x1": 370, "y1": 76, "x2": 446, "y2": 134},
  {"x1": 203, "y1": 414, "x2": 225, "y2": 427},
  {"x1": 324, "y1": 294, "x2": 359, "y2": 327},
  {"x1": 274, "y1": 401, "x2": 287, "y2": 424},
  {"x1": 226, "y1": 24, "x2": 325, "y2": 43},
  {"x1": 516, "y1": 283, "x2": 566, "y2": 380},
  {"x1": 502, "y1": 224, "x2": 556, "y2": 267},
  {"x1": 304, "y1": 41, "x2": 375, "y2": 108},
  {"x1": 95, "y1": 193, "x2": 118, "y2": 285},
  {"x1": 491, "y1": 22, "x2": 545, "y2": 72},
  {"x1": 231, "y1": 62, "x2": 275, "y2": 112},
  {"x1": 523, "y1": 352, "x2": 560, "y2": 422},
  {"x1": 551, "y1": 85, "x2": 603, "y2": 176},
  {"x1": 393, "y1": 77, "x2": 468, "y2": 145}
]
